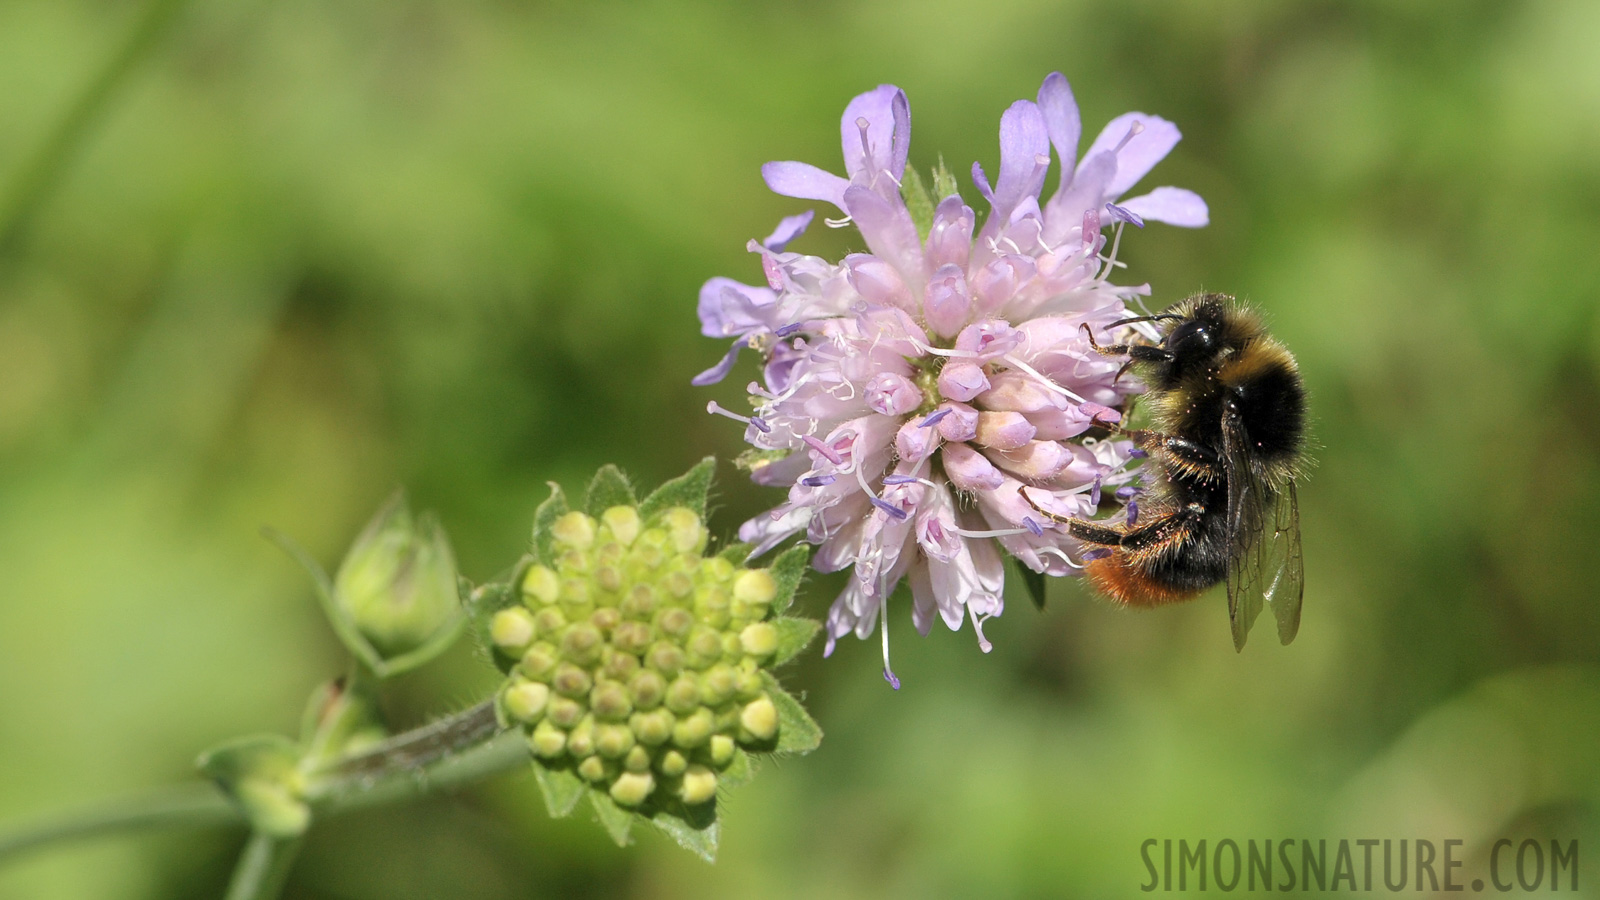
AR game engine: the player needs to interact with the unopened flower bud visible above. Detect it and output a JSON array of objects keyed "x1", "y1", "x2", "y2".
[
  {"x1": 700, "y1": 664, "x2": 737, "y2": 706},
  {"x1": 662, "y1": 508, "x2": 706, "y2": 554},
  {"x1": 552, "y1": 663, "x2": 593, "y2": 698},
  {"x1": 595, "y1": 565, "x2": 623, "y2": 593},
  {"x1": 595, "y1": 722, "x2": 636, "y2": 758},
  {"x1": 733, "y1": 570, "x2": 776, "y2": 606},
  {"x1": 657, "y1": 749, "x2": 689, "y2": 777},
  {"x1": 658, "y1": 607, "x2": 693, "y2": 639},
  {"x1": 612, "y1": 621, "x2": 652, "y2": 654},
  {"x1": 600, "y1": 506, "x2": 642, "y2": 547},
  {"x1": 702, "y1": 557, "x2": 735, "y2": 584},
  {"x1": 709, "y1": 734, "x2": 736, "y2": 768},
  {"x1": 665, "y1": 676, "x2": 700, "y2": 714},
  {"x1": 503, "y1": 681, "x2": 550, "y2": 723},
  {"x1": 559, "y1": 578, "x2": 591, "y2": 611},
  {"x1": 577, "y1": 755, "x2": 609, "y2": 783},
  {"x1": 631, "y1": 543, "x2": 665, "y2": 571},
  {"x1": 735, "y1": 668, "x2": 764, "y2": 701},
  {"x1": 623, "y1": 745, "x2": 652, "y2": 772},
  {"x1": 333, "y1": 496, "x2": 462, "y2": 661},
  {"x1": 629, "y1": 708, "x2": 674, "y2": 746},
  {"x1": 590, "y1": 607, "x2": 620, "y2": 634},
  {"x1": 547, "y1": 696, "x2": 584, "y2": 729},
  {"x1": 520, "y1": 643, "x2": 558, "y2": 681},
  {"x1": 740, "y1": 695, "x2": 778, "y2": 742},
  {"x1": 521, "y1": 565, "x2": 559, "y2": 605},
  {"x1": 739, "y1": 622, "x2": 778, "y2": 659},
  {"x1": 551, "y1": 512, "x2": 596, "y2": 550},
  {"x1": 590, "y1": 680, "x2": 632, "y2": 721},
  {"x1": 609, "y1": 771, "x2": 655, "y2": 807},
  {"x1": 664, "y1": 572, "x2": 693, "y2": 598},
  {"x1": 490, "y1": 608, "x2": 536, "y2": 653},
  {"x1": 646, "y1": 642, "x2": 685, "y2": 677},
  {"x1": 596, "y1": 541, "x2": 624, "y2": 565},
  {"x1": 672, "y1": 708, "x2": 714, "y2": 748},
  {"x1": 629, "y1": 670, "x2": 666, "y2": 709},
  {"x1": 567, "y1": 717, "x2": 596, "y2": 757},
  {"x1": 679, "y1": 765, "x2": 718, "y2": 805},
  {"x1": 529, "y1": 720, "x2": 566, "y2": 758},
  {"x1": 602, "y1": 649, "x2": 639, "y2": 681},
  {"x1": 696, "y1": 587, "x2": 730, "y2": 628},
  {"x1": 531, "y1": 607, "x2": 566, "y2": 635},
  {"x1": 621, "y1": 585, "x2": 657, "y2": 620},
  {"x1": 685, "y1": 627, "x2": 723, "y2": 668},
  {"x1": 561, "y1": 624, "x2": 603, "y2": 666}
]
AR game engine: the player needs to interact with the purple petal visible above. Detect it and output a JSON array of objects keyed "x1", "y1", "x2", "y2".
[
  {"x1": 1081, "y1": 112, "x2": 1182, "y2": 198},
  {"x1": 697, "y1": 277, "x2": 775, "y2": 338},
  {"x1": 762, "y1": 161, "x2": 849, "y2": 210},
  {"x1": 762, "y1": 210, "x2": 815, "y2": 251},
  {"x1": 989, "y1": 100, "x2": 1050, "y2": 218},
  {"x1": 1117, "y1": 187, "x2": 1209, "y2": 228},
  {"x1": 691, "y1": 337, "x2": 746, "y2": 386},
  {"x1": 843, "y1": 184, "x2": 926, "y2": 290},
  {"x1": 840, "y1": 85, "x2": 909, "y2": 183},
  {"x1": 970, "y1": 161, "x2": 994, "y2": 203},
  {"x1": 1036, "y1": 72, "x2": 1081, "y2": 176}
]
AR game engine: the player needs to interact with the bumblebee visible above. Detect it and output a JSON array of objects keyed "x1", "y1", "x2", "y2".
[{"x1": 1028, "y1": 293, "x2": 1306, "y2": 649}]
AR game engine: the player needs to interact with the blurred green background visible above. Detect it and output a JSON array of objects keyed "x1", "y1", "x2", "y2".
[{"x1": 2, "y1": 0, "x2": 1598, "y2": 896}]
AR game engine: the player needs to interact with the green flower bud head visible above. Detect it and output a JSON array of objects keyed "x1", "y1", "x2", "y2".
[
  {"x1": 334, "y1": 495, "x2": 462, "y2": 662},
  {"x1": 492, "y1": 464, "x2": 823, "y2": 858}
]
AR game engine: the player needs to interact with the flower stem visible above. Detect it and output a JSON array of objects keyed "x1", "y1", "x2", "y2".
[
  {"x1": 223, "y1": 832, "x2": 304, "y2": 900},
  {"x1": 0, "y1": 782, "x2": 241, "y2": 865},
  {"x1": 0, "y1": 701, "x2": 526, "y2": 868}
]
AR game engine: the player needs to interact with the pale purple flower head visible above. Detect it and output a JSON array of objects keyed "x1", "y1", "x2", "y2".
[{"x1": 696, "y1": 74, "x2": 1207, "y2": 685}]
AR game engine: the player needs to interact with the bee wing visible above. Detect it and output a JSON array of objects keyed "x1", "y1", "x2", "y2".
[{"x1": 1221, "y1": 404, "x2": 1305, "y2": 650}]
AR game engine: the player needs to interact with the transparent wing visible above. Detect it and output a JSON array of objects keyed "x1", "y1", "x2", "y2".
[{"x1": 1222, "y1": 404, "x2": 1305, "y2": 650}]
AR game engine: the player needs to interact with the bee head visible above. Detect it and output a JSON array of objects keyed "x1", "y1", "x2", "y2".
[{"x1": 1163, "y1": 300, "x2": 1229, "y2": 369}]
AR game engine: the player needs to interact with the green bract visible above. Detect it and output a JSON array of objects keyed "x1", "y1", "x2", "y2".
[{"x1": 472, "y1": 459, "x2": 821, "y2": 860}]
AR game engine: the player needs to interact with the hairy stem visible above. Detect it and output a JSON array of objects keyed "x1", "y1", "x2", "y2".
[{"x1": 223, "y1": 832, "x2": 304, "y2": 900}]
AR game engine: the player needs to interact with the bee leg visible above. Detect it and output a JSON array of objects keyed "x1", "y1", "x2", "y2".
[
  {"x1": 1019, "y1": 488, "x2": 1130, "y2": 546},
  {"x1": 1124, "y1": 431, "x2": 1221, "y2": 473},
  {"x1": 1079, "y1": 324, "x2": 1174, "y2": 364}
]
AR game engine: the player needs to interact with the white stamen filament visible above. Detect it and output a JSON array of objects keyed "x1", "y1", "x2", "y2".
[{"x1": 999, "y1": 353, "x2": 1087, "y2": 403}]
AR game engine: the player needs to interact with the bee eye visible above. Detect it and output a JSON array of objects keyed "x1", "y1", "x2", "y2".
[{"x1": 1166, "y1": 320, "x2": 1216, "y2": 357}]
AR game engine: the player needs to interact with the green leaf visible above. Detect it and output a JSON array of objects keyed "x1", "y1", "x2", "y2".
[
  {"x1": 584, "y1": 465, "x2": 637, "y2": 517},
  {"x1": 649, "y1": 806, "x2": 719, "y2": 862},
  {"x1": 717, "y1": 541, "x2": 754, "y2": 566},
  {"x1": 196, "y1": 735, "x2": 310, "y2": 838},
  {"x1": 531, "y1": 763, "x2": 586, "y2": 819},
  {"x1": 262, "y1": 527, "x2": 384, "y2": 673},
  {"x1": 932, "y1": 155, "x2": 960, "y2": 201},
  {"x1": 762, "y1": 673, "x2": 823, "y2": 755},
  {"x1": 769, "y1": 616, "x2": 821, "y2": 666},
  {"x1": 900, "y1": 165, "x2": 936, "y2": 242},
  {"x1": 1013, "y1": 559, "x2": 1048, "y2": 611},
  {"x1": 589, "y1": 792, "x2": 635, "y2": 847},
  {"x1": 530, "y1": 482, "x2": 570, "y2": 566},
  {"x1": 639, "y1": 457, "x2": 715, "y2": 522},
  {"x1": 767, "y1": 544, "x2": 810, "y2": 615},
  {"x1": 719, "y1": 747, "x2": 757, "y2": 790}
]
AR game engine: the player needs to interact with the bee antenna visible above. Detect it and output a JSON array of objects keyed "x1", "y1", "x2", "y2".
[{"x1": 1107, "y1": 314, "x2": 1182, "y2": 328}]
